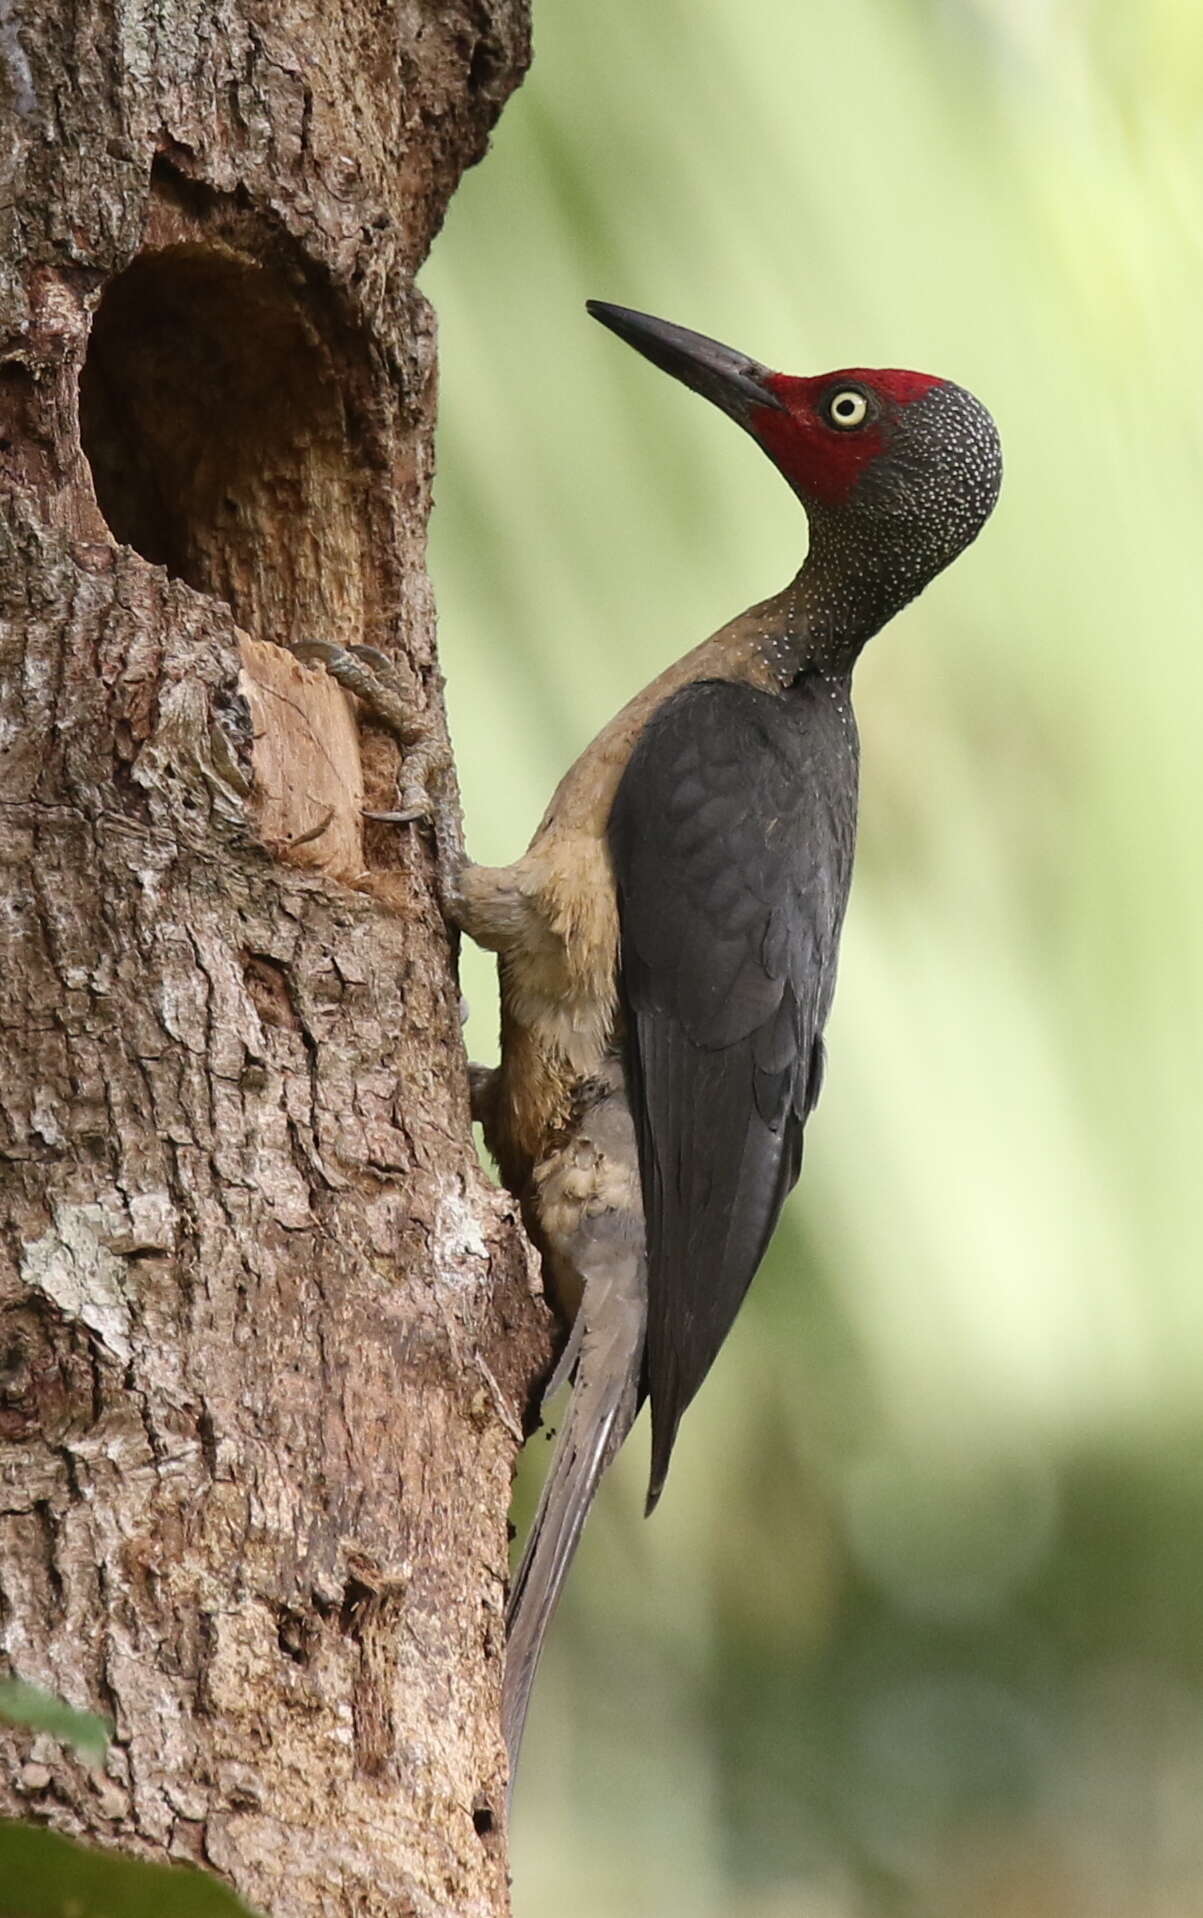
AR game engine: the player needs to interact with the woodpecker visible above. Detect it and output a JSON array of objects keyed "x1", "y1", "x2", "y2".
[{"x1": 301, "y1": 303, "x2": 1001, "y2": 1789}]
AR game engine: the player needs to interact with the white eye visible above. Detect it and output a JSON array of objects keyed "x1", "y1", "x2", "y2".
[{"x1": 827, "y1": 388, "x2": 869, "y2": 430}]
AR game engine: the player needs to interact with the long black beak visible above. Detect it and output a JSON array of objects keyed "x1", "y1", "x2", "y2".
[{"x1": 586, "y1": 301, "x2": 785, "y2": 422}]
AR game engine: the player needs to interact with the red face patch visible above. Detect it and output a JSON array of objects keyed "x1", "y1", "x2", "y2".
[{"x1": 749, "y1": 368, "x2": 945, "y2": 507}]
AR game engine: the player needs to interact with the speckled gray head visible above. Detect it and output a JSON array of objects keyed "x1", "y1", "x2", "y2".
[
  {"x1": 798, "y1": 378, "x2": 1003, "y2": 652},
  {"x1": 841, "y1": 382, "x2": 1001, "y2": 538},
  {"x1": 587, "y1": 302, "x2": 1002, "y2": 658}
]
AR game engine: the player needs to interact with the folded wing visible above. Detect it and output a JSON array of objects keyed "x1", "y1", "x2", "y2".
[{"x1": 607, "y1": 674, "x2": 858, "y2": 1507}]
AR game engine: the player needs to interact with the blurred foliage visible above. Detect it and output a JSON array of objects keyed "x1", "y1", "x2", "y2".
[
  {"x1": 0, "y1": 1680, "x2": 109, "y2": 1768},
  {"x1": 0, "y1": 1687, "x2": 253, "y2": 1915},
  {"x1": 424, "y1": 0, "x2": 1203, "y2": 1912},
  {"x1": 0, "y1": 1822, "x2": 259, "y2": 1917}
]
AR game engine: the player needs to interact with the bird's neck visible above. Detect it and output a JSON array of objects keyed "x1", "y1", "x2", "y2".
[{"x1": 754, "y1": 513, "x2": 930, "y2": 687}]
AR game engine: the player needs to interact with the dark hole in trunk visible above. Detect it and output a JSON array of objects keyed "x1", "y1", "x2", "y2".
[{"x1": 80, "y1": 245, "x2": 367, "y2": 651}]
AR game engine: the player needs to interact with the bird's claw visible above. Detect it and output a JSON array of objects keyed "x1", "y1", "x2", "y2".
[
  {"x1": 362, "y1": 775, "x2": 441, "y2": 826},
  {"x1": 343, "y1": 644, "x2": 394, "y2": 675},
  {"x1": 291, "y1": 639, "x2": 422, "y2": 738},
  {"x1": 291, "y1": 637, "x2": 454, "y2": 838},
  {"x1": 291, "y1": 637, "x2": 340, "y2": 665},
  {"x1": 363, "y1": 791, "x2": 432, "y2": 826}
]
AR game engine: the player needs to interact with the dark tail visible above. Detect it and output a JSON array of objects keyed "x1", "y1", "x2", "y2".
[{"x1": 503, "y1": 1256, "x2": 645, "y2": 1793}]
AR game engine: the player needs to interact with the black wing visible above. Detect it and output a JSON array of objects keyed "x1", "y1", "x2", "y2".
[{"x1": 608, "y1": 674, "x2": 858, "y2": 1508}]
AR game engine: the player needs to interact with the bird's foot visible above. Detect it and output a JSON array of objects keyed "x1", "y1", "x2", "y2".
[
  {"x1": 292, "y1": 639, "x2": 455, "y2": 828},
  {"x1": 292, "y1": 638, "x2": 466, "y2": 920}
]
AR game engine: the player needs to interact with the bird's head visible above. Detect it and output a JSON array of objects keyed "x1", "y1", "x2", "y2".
[{"x1": 587, "y1": 301, "x2": 1001, "y2": 649}]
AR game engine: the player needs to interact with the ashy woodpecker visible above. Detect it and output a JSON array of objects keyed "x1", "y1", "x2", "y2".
[{"x1": 301, "y1": 303, "x2": 1001, "y2": 1787}]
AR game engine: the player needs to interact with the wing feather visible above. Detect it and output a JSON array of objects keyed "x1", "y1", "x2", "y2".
[{"x1": 607, "y1": 675, "x2": 858, "y2": 1508}]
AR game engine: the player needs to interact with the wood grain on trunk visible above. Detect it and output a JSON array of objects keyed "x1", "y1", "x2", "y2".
[{"x1": 0, "y1": 4, "x2": 548, "y2": 1913}]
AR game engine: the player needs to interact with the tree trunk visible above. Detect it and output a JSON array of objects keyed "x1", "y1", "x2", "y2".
[{"x1": 0, "y1": 5, "x2": 545, "y2": 1914}]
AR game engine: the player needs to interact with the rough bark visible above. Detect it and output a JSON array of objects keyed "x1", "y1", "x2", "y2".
[{"x1": 0, "y1": 5, "x2": 547, "y2": 1915}]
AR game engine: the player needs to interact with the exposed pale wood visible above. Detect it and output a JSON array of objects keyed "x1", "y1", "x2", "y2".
[{"x1": 239, "y1": 638, "x2": 364, "y2": 882}]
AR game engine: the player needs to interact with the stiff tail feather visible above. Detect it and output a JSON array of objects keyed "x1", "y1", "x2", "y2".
[{"x1": 502, "y1": 1255, "x2": 646, "y2": 1791}]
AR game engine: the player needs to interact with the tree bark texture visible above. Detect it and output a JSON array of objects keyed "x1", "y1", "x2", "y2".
[{"x1": 0, "y1": 5, "x2": 545, "y2": 1915}]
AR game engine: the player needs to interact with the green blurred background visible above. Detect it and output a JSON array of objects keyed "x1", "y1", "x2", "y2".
[{"x1": 424, "y1": 2, "x2": 1203, "y2": 1911}]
